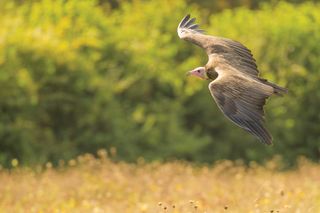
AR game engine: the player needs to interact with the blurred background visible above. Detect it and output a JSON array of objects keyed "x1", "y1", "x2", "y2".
[{"x1": 0, "y1": 0, "x2": 319, "y2": 168}]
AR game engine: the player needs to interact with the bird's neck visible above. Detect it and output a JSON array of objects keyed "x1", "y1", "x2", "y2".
[{"x1": 206, "y1": 68, "x2": 218, "y2": 80}]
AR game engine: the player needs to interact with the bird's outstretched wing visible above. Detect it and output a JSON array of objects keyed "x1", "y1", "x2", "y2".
[
  {"x1": 177, "y1": 14, "x2": 259, "y2": 76},
  {"x1": 208, "y1": 70, "x2": 274, "y2": 145}
]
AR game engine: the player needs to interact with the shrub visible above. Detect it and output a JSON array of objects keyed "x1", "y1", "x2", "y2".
[{"x1": 0, "y1": 0, "x2": 319, "y2": 166}]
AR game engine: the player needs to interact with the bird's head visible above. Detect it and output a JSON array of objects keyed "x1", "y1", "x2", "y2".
[{"x1": 186, "y1": 67, "x2": 208, "y2": 80}]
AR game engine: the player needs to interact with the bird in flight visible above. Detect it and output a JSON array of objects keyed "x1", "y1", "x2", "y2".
[{"x1": 178, "y1": 14, "x2": 287, "y2": 145}]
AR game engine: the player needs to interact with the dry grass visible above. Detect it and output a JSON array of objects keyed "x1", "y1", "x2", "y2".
[{"x1": 0, "y1": 151, "x2": 319, "y2": 213}]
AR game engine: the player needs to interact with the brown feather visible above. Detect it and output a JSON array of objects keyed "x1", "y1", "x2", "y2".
[
  {"x1": 209, "y1": 74, "x2": 274, "y2": 145},
  {"x1": 177, "y1": 15, "x2": 288, "y2": 144}
]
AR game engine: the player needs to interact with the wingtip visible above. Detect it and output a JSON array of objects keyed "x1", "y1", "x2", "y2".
[
  {"x1": 260, "y1": 133, "x2": 273, "y2": 146},
  {"x1": 177, "y1": 14, "x2": 205, "y2": 35},
  {"x1": 178, "y1": 14, "x2": 191, "y2": 28},
  {"x1": 265, "y1": 139, "x2": 273, "y2": 146}
]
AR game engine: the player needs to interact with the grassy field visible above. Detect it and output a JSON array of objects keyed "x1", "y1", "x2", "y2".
[{"x1": 0, "y1": 151, "x2": 319, "y2": 213}]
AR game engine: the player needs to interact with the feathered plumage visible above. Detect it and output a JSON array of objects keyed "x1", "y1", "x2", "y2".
[{"x1": 178, "y1": 14, "x2": 288, "y2": 145}]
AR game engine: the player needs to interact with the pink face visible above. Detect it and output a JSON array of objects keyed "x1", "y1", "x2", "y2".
[{"x1": 186, "y1": 67, "x2": 207, "y2": 79}]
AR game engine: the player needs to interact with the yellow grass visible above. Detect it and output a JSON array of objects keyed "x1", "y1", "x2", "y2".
[{"x1": 0, "y1": 152, "x2": 319, "y2": 213}]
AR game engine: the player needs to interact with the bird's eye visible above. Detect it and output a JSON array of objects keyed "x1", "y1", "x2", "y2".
[{"x1": 197, "y1": 70, "x2": 200, "y2": 73}]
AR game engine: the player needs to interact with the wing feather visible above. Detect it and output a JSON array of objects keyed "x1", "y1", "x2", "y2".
[
  {"x1": 177, "y1": 15, "x2": 287, "y2": 145},
  {"x1": 177, "y1": 14, "x2": 207, "y2": 48},
  {"x1": 177, "y1": 15, "x2": 259, "y2": 76},
  {"x1": 209, "y1": 74, "x2": 273, "y2": 145}
]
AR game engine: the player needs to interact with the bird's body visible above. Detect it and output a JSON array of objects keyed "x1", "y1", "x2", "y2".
[{"x1": 178, "y1": 14, "x2": 287, "y2": 145}]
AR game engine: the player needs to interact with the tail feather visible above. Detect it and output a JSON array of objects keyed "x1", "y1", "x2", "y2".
[{"x1": 259, "y1": 78, "x2": 288, "y2": 96}]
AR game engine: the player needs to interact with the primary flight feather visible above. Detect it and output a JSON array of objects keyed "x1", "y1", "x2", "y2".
[{"x1": 178, "y1": 14, "x2": 287, "y2": 145}]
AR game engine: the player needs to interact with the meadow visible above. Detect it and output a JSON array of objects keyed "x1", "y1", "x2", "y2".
[
  {"x1": 1, "y1": 1, "x2": 320, "y2": 212},
  {"x1": 1, "y1": 151, "x2": 319, "y2": 213}
]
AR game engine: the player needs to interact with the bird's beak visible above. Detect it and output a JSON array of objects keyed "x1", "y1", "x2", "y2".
[{"x1": 186, "y1": 71, "x2": 192, "y2": 76}]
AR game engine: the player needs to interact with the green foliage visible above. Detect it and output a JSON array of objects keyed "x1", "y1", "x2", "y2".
[
  {"x1": 0, "y1": 0, "x2": 319, "y2": 166},
  {"x1": 207, "y1": 2, "x2": 320, "y2": 165},
  {"x1": 187, "y1": 0, "x2": 319, "y2": 12}
]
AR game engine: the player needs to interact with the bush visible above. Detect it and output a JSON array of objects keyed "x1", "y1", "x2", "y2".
[{"x1": 0, "y1": 0, "x2": 319, "y2": 166}]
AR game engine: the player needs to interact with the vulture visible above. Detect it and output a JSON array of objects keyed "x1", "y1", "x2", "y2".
[{"x1": 178, "y1": 14, "x2": 287, "y2": 145}]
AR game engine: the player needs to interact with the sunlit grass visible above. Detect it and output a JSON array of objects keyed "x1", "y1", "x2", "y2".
[{"x1": 0, "y1": 150, "x2": 319, "y2": 213}]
